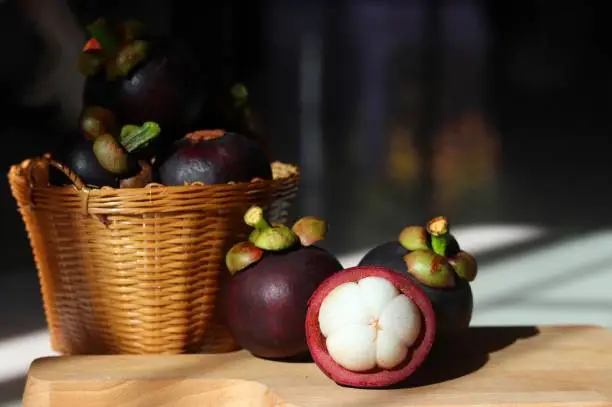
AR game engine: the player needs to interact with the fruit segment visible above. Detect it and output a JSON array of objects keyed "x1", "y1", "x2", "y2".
[{"x1": 317, "y1": 277, "x2": 422, "y2": 372}]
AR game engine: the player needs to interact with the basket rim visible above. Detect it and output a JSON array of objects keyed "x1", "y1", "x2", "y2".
[{"x1": 8, "y1": 157, "x2": 299, "y2": 196}]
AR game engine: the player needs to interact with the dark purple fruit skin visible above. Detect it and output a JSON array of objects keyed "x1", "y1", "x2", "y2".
[
  {"x1": 50, "y1": 134, "x2": 119, "y2": 187},
  {"x1": 83, "y1": 38, "x2": 209, "y2": 137},
  {"x1": 224, "y1": 246, "x2": 343, "y2": 359},
  {"x1": 158, "y1": 132, "x2": 271, "y2": 185},
  {"x1": 358, "y1": 241, "x2": 473, "y2": 338}
]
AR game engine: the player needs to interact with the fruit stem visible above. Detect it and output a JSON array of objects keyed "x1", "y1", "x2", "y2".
[
  {"x1": 86, "y1": 18, "x2": 120, "y2": 58},
  {"x1": 244, "y1": 206, "x2": 272, "y2": 231},
  {"x1": 426, "y1": 216, "x2": 450, "y2": 257},
  {"x1": 121, "y1": 122, "x2": 161, "y2": 153}
]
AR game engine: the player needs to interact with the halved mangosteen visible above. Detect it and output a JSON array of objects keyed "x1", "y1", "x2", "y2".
[
  {"x1": 358, "y1": 216, "x2": 477, "y2": 338},
  {"x1": 305, "y1": 265, "x2": 436, "y2": 388}
]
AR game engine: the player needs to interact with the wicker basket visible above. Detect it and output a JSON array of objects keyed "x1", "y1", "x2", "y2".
[{"x1": 8, "y1": 156, "x2": 299, "y2": 355}]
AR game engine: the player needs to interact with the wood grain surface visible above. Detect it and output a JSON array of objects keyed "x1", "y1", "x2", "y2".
[{"x1": 22, "y1": 325, "x2": 612, "y2": 407}]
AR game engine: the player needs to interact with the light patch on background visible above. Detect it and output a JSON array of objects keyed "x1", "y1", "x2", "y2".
[{"x1": 471, "y1": 229, "x2": 612, "y2": 327}]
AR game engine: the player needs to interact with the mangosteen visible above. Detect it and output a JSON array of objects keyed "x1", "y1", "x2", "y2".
[
  {"x1": 223, "y1": 206, "x2": 343, "y2": 360},
  {"x1": 50, "y1": 133, "x2": 118, "y2": 188},
  {"x1": 50, "y1": 122, "x2": 161, "y2": 188},
  {"x1": 80, "y1": 18, "x2": 208, "y2": 137},
  {"x1": 157, "y1": 130, "x2": 271, "y2": 186},
  {"x1": 358, "y1": 216, "x2": 477, "y2": 339},
  {"x1": 91, "y1": 122, "x2": 161, "y2": 178},
  {"x1": 305, "y1": 265, "x2": 436, "y2": 388}
]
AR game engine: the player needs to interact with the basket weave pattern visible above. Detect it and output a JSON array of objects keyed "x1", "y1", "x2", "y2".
[{"x1": 8, "y1": 157, "x2": 299, "y2": 355}]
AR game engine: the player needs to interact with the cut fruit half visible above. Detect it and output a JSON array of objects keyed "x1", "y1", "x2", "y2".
[{"x1": 305, "y1": 266, "x2": 436, "y2": 388}]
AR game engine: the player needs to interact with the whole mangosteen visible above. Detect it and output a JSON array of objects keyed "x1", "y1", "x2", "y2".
[
  {"x1": 50, "y1": 121, "x2": 161, "y2": 188},
  {"x1": 157, "y1": 130, "x2": 271, "y2": 186},
  {"x1": 79, "y1": 18, "x2": 208, "y2": 138},
  {"x1": 358, "y1": 216, "x2": 477, "y2": 339},
  {"x1": 305, "y1": 265, "x2": 436, "y2": 388},
  {"x1": 50, "y1": 132, "x2": 119, "y2": 188},
  {"x1": 223, "y1": 206, "x2": 343, "y2": 360}
]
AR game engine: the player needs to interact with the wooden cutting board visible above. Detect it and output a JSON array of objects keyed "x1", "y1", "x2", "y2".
[{"x1": 23, "y1": 325, "x2": 612, "y2": 407}]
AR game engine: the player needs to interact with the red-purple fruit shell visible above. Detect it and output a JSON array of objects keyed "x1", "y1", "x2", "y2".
[{"x1": 305, "y1": 265, "x2": 436, "y2": 388}]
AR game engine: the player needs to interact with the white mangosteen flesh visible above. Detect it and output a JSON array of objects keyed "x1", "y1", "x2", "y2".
[{"x1": 317, "y1": 276, "x2": 422, "y2": 372}]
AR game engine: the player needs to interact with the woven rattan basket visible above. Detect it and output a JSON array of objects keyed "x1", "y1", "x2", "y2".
[{"x1": 8, "y1": 156, "x2": 299, "y2": 355}]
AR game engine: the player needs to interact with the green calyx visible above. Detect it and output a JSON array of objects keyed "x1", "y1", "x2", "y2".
[
  {"x1": 448, "y1": 251, "x2": 478, "y2": 282},
  {"x1": 120, "y1": 121, "x2": 161, "y2": 153},
  {"x1": 403, "y1": 250, "x2": 456, "y2": 289},
  {"x1": 80, "y1": 18, "x2": 149, "y2": 79},
  {"x1": 90, "y1": 122, "x2": 159, "y2": 175},
  {"x1": 93, "y1": 134, "x2": 130, "y2": 175},
  {"x1": 225, "y1": 241, "x2": 264, "y2": 275},
  {"x1": 226, "y1": 207, "x2": 329, "y2": 275},
  {"x1": 244, "y1": 206, "x2": 298, "y2": 251},
  {"x1": 106, "y1": 40, "x2": 149, "y2": 80},
  {"x1": 399, "y1": 216, "x2": 478, "y2": 288},
  {"x1": 398, "y1": 226, "x2": 430, "y2": 251},
  {"x1": 291, "y1": 216, "x2": 327, "y2": 247}
]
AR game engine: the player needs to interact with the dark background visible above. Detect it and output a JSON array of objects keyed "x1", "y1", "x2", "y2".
[{"x1": 0, "y1": 0, "x2": 611, "y2": 331}]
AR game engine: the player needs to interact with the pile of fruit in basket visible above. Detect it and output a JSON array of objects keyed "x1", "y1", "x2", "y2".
[
  {"x1": 221, "y1": 207, "x2": 478, "y2": 388},
  {"x1": 50, "y1": 17, "x2": 267, "y2": 189}
]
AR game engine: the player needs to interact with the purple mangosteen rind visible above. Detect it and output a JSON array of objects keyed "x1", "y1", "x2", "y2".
[
  {"x1": 157, "y1": 131, "x2": 272, "y2": 186},
  {"x1": 49, "y1": 133, "x2": 120, "y2": 188},
  {"x1": 358, "y1": 214, "x2": 478, "y2": 338},
  {"x1": 357, "y1": 242, "x2": 474, "y2": 338},
  {"x1": 224, "y1": 244, "x2": 343, "y2": 360}
]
